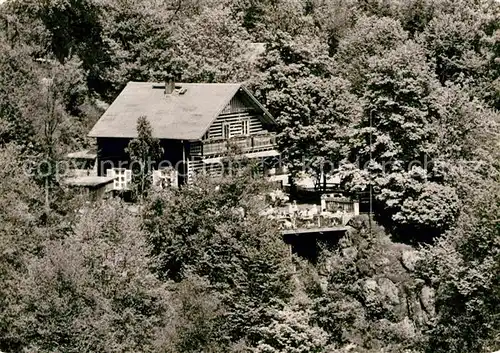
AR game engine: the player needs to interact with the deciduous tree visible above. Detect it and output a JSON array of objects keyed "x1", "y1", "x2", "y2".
[
  {"x1": 341, "y1": 41, "x2": 461, "y2": 241},
  {"x1": 4, "y1": 201, "x2": 175, "y2": 353},
  {"x1": 418, "y1": 182, "x2": 500, "y2": 353},
  {"x1": 126, "y1": 116, "x2": 163, "y2": 200},
  {"x1": 142, "y1": 172, "x2": 293, "y2": 345}
]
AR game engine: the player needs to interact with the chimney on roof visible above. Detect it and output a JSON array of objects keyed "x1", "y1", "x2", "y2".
[{"x1": 165, "y1": 78, "x2": 175, "y2": 95}]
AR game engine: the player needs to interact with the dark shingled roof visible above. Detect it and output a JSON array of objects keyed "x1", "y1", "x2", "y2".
[{"x1": 88, "y1": 82, "x2": 274, "y2": 141}]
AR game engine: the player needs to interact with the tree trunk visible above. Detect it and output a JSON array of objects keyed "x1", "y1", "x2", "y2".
[{"x1": 45, "y1": 177, "x2": 50, "y2": 213}]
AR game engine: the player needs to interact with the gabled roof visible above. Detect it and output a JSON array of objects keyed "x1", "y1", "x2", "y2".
[{"x1": 88, "y1": 82, "x2": 275, "y2": 141}]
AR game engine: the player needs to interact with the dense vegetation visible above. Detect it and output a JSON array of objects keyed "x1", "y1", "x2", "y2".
[{"x1": 0, "y1": 0, "x2": 499, "y2": 352}]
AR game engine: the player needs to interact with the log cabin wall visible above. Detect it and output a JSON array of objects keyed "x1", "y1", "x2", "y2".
[
  {"x1": 187, "y1": 91, "x2": 278, "y2": 182},
  {"x1": 206, "y1": 91, "x2": 268, "y2": 139}
]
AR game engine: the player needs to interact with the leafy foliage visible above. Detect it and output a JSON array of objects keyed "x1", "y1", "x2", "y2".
[
  {"x1": 253, "y1": 302, "x2": 329, "y2": 353},
  {"x1": 418, "y1": 183, "x2": 500, "y2": 353},
  {"x1": 126, "y1": 116, "x2": 163, "y2": 200},
  {"x1": 142, "y1": 172, "x2": 293, "y2": 346},
  {"x1": 173, "y1": 6, "x2": 254, "y2": 83},
  {"x1": 340, "y1": 41, "x2": 462, "y2": 240},
  {"x1": 1, "y1": 0, "x2": 500, "y2": 352},
  {"x1": 0, "y1": 196, "x2": 173, "y2": 352},
  {"x1": 311, "y1": 216, "x2": 429, "y2": 352},
  {"x1": 253, "y1": 33, "x2": 356, "y2": 181},
  {"x1": 334, "y1": 15, "x2": 409, "y2": 92}
]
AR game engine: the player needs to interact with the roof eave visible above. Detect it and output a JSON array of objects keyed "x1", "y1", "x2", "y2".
[
  {"x1": 88, "y1": 133, "x2": 201, "y2": 141},
  {"x1": 239, "y1": 85, "x2": 276, "y2": 125},
  {"x1": 194, "y1": 83, "x2": 277, "y2": 139},
  {"x1": 194, "y1": 83, "x2": 243, "y2": 140}
]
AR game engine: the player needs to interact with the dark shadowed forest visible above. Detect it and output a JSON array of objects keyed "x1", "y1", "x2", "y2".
[{"x1": 0, "y1": 0, "x2": 499, "y2": 352}]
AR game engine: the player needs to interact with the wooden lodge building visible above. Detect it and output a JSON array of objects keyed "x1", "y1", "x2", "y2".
[{"x1": 87, "y1": 80, "x2": 284, "y2": 190}]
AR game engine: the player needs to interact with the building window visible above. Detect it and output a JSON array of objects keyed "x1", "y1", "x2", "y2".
[
  {"x1": 222, "y1": 123, "x2": 231, "y2": 139},
  {"x1": 241, "y1": 119, "x2": 249, "y2": 135},
  {"x1": 153, "y1": 168, "x2": 178, "y2": 189},
  {"x1": 106, "y1": 168, "x2": 131, "y2": 190}
]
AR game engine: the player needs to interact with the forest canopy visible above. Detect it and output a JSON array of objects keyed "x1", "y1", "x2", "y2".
[{"x1": 0, "y1": 0, "x2": 499, "y2": 352}]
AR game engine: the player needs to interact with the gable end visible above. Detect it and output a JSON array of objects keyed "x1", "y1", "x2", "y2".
[{"x1": 199, "y1": 86, "x2": 275, "y2": 140}]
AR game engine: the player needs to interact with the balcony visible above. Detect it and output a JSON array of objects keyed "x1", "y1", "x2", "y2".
[{"x1": 200, "y1": 133, "x2": 277, "y2": 156}]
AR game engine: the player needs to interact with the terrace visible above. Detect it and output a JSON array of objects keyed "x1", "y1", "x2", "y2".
[{"x1": 261, "y1": 192, "x2": 359, "y2": 235}]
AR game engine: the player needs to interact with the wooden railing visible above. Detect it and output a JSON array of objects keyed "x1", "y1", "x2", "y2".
[{"x1": 198, "y1": 133, "x2": 277, "y2": 156}]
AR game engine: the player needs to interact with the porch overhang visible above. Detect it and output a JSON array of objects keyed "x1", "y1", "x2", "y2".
[
  {"x1": 64, "y1": 176, "x2": 115, "y2": 188},
  {"x1": 66, "y1": 150, "x2": 97, "y2": 160}
]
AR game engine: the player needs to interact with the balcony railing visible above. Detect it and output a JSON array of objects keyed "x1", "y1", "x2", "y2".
[{"x1": 200, "y1": 133, "x2": 277, "y2": 156}]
